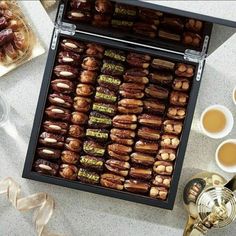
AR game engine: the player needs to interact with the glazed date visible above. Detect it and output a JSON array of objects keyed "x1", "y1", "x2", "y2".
[
  {"x1": 101, "y1": 59, "x2": 125, "y2": 76},
  {"x1": 48, "y1": 93, "x2": 73, "y2": 108},
  {"x1": 39, "y1": 132, "x2": 64, "y2": 149},
  {"x1": 73, "y1": 97, "x2": 91, "y2": 112},
  {"x1": 37, "y1": 147, "x2": 61, "y2": 160},
  {"x1": 67, "y1": 11, "x2": 91, "y2": 22},
  {"x1": 130, "y1": 152, "x2": 155, "y2": 166},
  {"x1": 82, "y1": 56, "x2": 101, "y2": 71},
  {"x1": 185, "y1": 19, "x2": 203, "y2": 32},
  {"x1": 175, "y1": 63, "x2": 194, "y2": 78},
  {"x1": 138, "y1": 8, "x2": 163, "y2": 21},
  {"x1": 95, "y1": 86, "x2": 117, "y2": 104},
  {"x1": 152, "y1": 175, "x2": 171, "y2": 188},
  {"x1": 160, "y1": 134, "x2": 180, "y2": 149},
  {"x1": 70, "y1": 0, "x2": 92, "y2": 11},
  {"x1": 113, "y1": 114, "x2": 137, "y2": 130},
  {"x1": 79, "y1": 70, "x2": 97, "y2": 84},
  {"x1": 95, "y1": 0, "x2": 113, "y2": 14},
  {"x1": 161, "y1": 17, "x2": 184, "y2": 33},
  {"x1": 118, "y1": 99, "x2": 143, "y2": 114},
  {"x1": 43, "y1": 121, "x2": 68, "y2": 135},
  {"x1": 145, "y1": 84, "x2": 169, "y2": 99},
  {"x1": 126, "y1": 52, "x2": 151, "y2": 69},
  {"x1": 135, "y1": 140, "x2": 158, "y2": 154},
  {"x1": 77, "y1": 168, "x2": 100, "y2": 184},
  {"x1": 133, "y1": 23, "x2": 157, "y2": 38},
  {"x1": 108, "y1": 143, "x2": 132, "y2": 156},
  {"x1": 151, "y1": 58, "x2": 175, "y2": 71},
  {"x1": 172, "y1": 77, "x2": 190, "y2": 91},
  {"x1": 167, "y1": 106, "x2": 186, "y2": 120},
  {"x1": 3, "y1": 43, "x2": 17, "y2": 59},
  {"x1": 156, "y1": 148, "x2": 176, "y2": 161},
  {"x1": 59, "y1": 164, "x2": 78, "y2": 180},
  {"x1": 0, "y1": 28, "x2": 13, "y2": 46},
  {"x1": 51, "y1": 79, "x2": 74, "y2": 94},
  {"x1": 149, "y1": 72, "x2": 173, "y2": 85},
  {"x1": 100, "y1": 173, "x2": 124, "y2": 190},
  {"x1": 153, "y1": 161, "x2": 173, "y2": 175},
  {"x1": 34, "y1": 159, "x2": 59, "y2": 176},
  {"x1": 170, "y1": 91, "x2": 189, "y2": 106},
  {"x1": 138, "y1": 114, "x2": 162, "y2": 128},
  {"x1": 68, "y1": 125, "x2": 85, "y2": 138},
  {"x1": 105, "y1": 159, "x2": 130, "y2": 177},
  {"x1": 144, "y1": 99, "x2": 166, "y2": 114},
  {"x1": 92, "y1": 103, "x2": 117, "y2": 117},
  {"x1": 65, "y1": 137, "x2": 82, "y2": 153},
  {"x1": 158, "y1": 29, "x2": 181, "y2": 42},
  {"x1": 137, "y1": 127, "x2": 160, "y2": 141},
  {"x1": 119, "y1": 83, "x2": 145, "y2": 99},
  {"x1": 80, "y1": 155, "x2": 104, "y2": 171},
  {"x1": 58, "y1": 51, "x2": 81, "y2": 66},
  {"x1": 83, "y1": 140, "x2": 105, "y2": 157},
  {"x1": 124, "y1": 179, "x2": 150, "y2": 193},
  {"x1": 98, "y1": 74, "x2": 121, "y2": 91},
  {"x1": 60, "y1": 39, "x2": 85, "y2": 53},
  {"x1": 150, "y1": 186, "x2": 168, "y2": 200},
  {"x1": 110, "y1": 128, "x2": 135, "y2": 139},
  {"x1": 110, "y1": 133, "x2": 134, "y2": 146},
  {"x1": 129, "y1": 167, "x2": 152, "y2": 180},
  {"x1": 163, "y1": 119, "x2": 183, "y2": 135},
  {"x1": 88, "y1": 111, "x2": 112, "y2": 128},
  {"x1": 76, "y1": 83, "x2": 94, "y2": 97},
  {"x1": 61, "y1": 150, "x2": 79, "y2": 164},
  {"x1": 86, "y1": 43, "x2": 104, "y2": 59},
  {"x1": 86, "y1": 128, "x2": 109, "y2": 142},
  {"x1": 13, "y1": 32, "x2": 25, "y2": 50},
  {"x1": 183, "y1": 32, "x2": 201, "y2": 47},
  {"x1": 45, "y1": 106, "x2": 71, "y2": 121},
  {"x1": 71, "y1": 112, "x2": 88, "y2": 125}
]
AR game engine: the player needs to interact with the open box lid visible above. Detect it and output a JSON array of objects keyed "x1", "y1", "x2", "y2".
[{"x1": 55, "y1": 0, "x2": 236, "y2": 62}]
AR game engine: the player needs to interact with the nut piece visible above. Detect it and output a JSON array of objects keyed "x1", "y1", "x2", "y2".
[
  {"x1": 88, "y1": 111, "x2": 112, "y2": 128},
  {"x1": 137, "y1": 127, "x2": 160, "y2": 141},
  {"x1": 129, "y1": 167, "x2": 152, "y2": 180},
  {"x1": 76, "y1": 83, "x2": 94, "y2": 97},
  {"x1": 119, "y1": 83, "x2": 145, "y2": 99},
  {"x1": 110, "y1": 128, "x2": 135, "y2": 146},
  {"x1": 49, "y1": 93, "x2": 73, "y2": 108},
  {"x1": 104, "y1": 49, "x2": 126, "y2": 62},
  {"x1": 61, "y1": 150, "x2": 79, "y2": 164},
  {"x1": 153, "y1": 175, "x2": 171, "y2": 188},
  {"x1": 163, "y1": 119, "x2": 183, "y2": 135},
  {"x1": 34, "y1": 159, "x2": 59, "y2": 176},
  {"x1": 172, "y1": 78, "x2": 190, "y2": 91},
  {"x1": 107, "y1": 143, "x2": 132, "y2": 161},
  {"x1": 124, "y1": 179, "x2": 150, "y2": 193},
  {"x1": 98, "y1": 74, "x2": 121, "y2": 91},
  {"x1": 185, "y1": 19, "x2": 203, "y2": 32},
  {"x1": 65, "y1": 137, "x2": 82, "y2": 153},
  {"x1": 183, "y1": 32, "x2": 202, "y2": 48},
  {"x1": 79, "y1": 70, "x2": 97, "y2": 84},
  {"x1": 73, "y1": 96, "x2": 91, "y2": 112},
  {"x1": 153, "y1": 161, "x2": 173, "y2": 175},
  {"x1": 54, "y1": 64, "x2": 79, "y2": 79},
  {"x1": 118, "y1": 99, "x2": 143, "y2": 114},
  {"x1": 167, "y1": 106, "x2": 186, "y2": 120},
  {"x1": 95, "y1": 86, "x2": 117, "y2": 104},
  {"x1": 138, "y1": 114, "x2": 162, "y2": 128},
  {"x1": 68, "y1": 125, "x2": 85, "y2": 138},
  {"x1": 145, "y1": 84, "x2": 169, "y2": 99},
  {"x1": 124, "y1": 68, "x2": 149, "y2": 85},
  {"x1": 150, "y1": 186, "x2": 168, "y2": 200},
  {"x1": 43, "y1": 121, "x2": 68, "y2": 135},
  {"x1": 58, "y1": 51, "x2": 81, "y2": 66},
  {"x1": 156, "y1": 148, "x2": 176, "y2": 161},
  {"x1": 51, "y1": 79, "x2": 74, "y2": 94},
  {"x1": 83, "y1": 140, "x2": 105, "y2": 157},
  {"x1": 126, "y1": 52, "x2": 151, "y2": 69},
  {"x1": 59, "y1": 164, "x2": 78, "y2": 180},
  {"x1": 86, "y1": 43, "x2": 104, "y2": 59},
  {"x1": 82, "y1": 56, "x2": 101, "y2": 71},
  {"x1": 92, "y1": 103, "x2": 117, "y2": 117},
  {"x1": 105, "y1": 159, "x2": 130, "y2": 177},
  {"x1": 101, "y1": 59, "x2": 125, "y2": 76},
  {"x1": 37, "y1": 147, "x2": 61, "y2": 160},
  {"x1": 100, "y1": 173, "x2": 125, "y2": 190},
  {"x1": 80, "y1": 155, "x2": 104, "y2": 172},
  {"x1": 175, "y1": 63, "x2": 195, "y2": 78},
  {"x1": 131, "y1": 152, "x2": 155, "y2": 166},
  {"x1": 144, "y1": 99, "x2": 166, "y2": 114},
  {"x1": 39, "y1": 132, "x2": 64, "y2": 149},
  {"x1": 71, "y1": 112, "x2": 88, "y2": 125},
  {"x1": 133, "y1": 23, "x2": 157, "y2": 38},
  {"x1": 149, "y1": 72, "x2": 173, "y2": 85},
  {"x1": 60, "y1": 39, "x2": 85, "y2": 53},
  {"x1": 135, "y1": 140, "x2": 158, "y2": 154},
  {"x1": 77, "y1": 168, "x2": 100, "y2": 184},
  {"x1": 86, "y1": 129, "x2": 109, "y2": 142},
  {"x1": 113, "y1": 114, "x2": 137, "y2": 130},
  {"x1": 151, "y1": 58, "x2": 175, "y2": 71},
  {"x1": 170, "y1": 91, "x2": 189, "y2": 106},
  {"x1": 160, "y1": 134, "x2": 180, "y2": 149},
  {"x1": 45, "y1": 106, "x2": 71, "y2": 121}
]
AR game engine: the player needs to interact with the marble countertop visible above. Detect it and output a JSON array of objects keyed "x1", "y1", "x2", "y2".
[{"x1": 1, "y1": 1, "x2": 236, "y2": 236}]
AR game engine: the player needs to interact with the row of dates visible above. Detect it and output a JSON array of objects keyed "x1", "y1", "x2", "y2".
[{"x1": 34, "y1": 37, "x2": 194, "y2": 200}]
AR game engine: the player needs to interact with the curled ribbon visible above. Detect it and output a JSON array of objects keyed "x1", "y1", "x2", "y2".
[{"x1": 0, "y1": 177, "x2": 60, "y2": 236}]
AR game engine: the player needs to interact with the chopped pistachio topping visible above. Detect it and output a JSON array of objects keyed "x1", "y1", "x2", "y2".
[{"x1": 95, "y1": 92, "x2": 117, "y2": 102}]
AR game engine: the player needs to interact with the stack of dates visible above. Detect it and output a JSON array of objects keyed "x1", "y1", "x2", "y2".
[{"x1": 33, "y1": 36, "x2": 195, "y2": 202}]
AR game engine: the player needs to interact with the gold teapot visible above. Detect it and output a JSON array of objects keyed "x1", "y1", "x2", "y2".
[{"x1": 183, "y1": 172, "x2": 236, "y2": 235}]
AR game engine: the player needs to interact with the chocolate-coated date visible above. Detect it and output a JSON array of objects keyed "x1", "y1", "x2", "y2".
[
  {"x1": 43, "y1": 121, "x2": 68, "y2": 135},
  {"x1": 45, "y1": 106, "x2": 71, "y2": 121},
  {"x1": 37, "y1": 147, "x2": 61, "y2": 160},
  {"x1": 39, "y1": 132, "x2": 64, "y2": 149},
  {"x1": 51, "y1": 79, "x2": 74, "y2": 94},
  {"x1": 34, "y1": 159, "x2": 59, "y2": 176}
]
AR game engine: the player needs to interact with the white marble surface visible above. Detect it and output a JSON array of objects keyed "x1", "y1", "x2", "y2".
[{"x1": 1, "y1": 1, "x2": 236, "y2": 236}]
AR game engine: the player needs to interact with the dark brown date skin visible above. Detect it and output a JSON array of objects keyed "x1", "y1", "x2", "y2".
[
  {"x1": 39, "y1": 132, "x2": 65, "y2": 149},
  {"x1": 45, "y1": 106, "x2": 71, "y2": 122},
  {"x1": 79, "y1": 70, "x2": 97, "y2": 84},
  {"x1": 0, "y1": 28, "x2": 13, "y2": 46},
  {"x1": 71, "y1": 112, "x2": 88, "y2": 125},
  {"x1": 82, "y1": 56, "x2": 101, "y2": 71},
  {"x1": 0, "y1": 16, "x2": 7, "y2": 30},
  {"x1": 68, "y1": 125, "x2": 85, "y2": 138},
  {"x1": 86, "y1": 43, "x2": 104, "y2": 59},
  {"x1": 70, "y1": 0, "x2": 92, "y2": 11},
  {"x1": 58, "y1": 51, "x2": 81, "y2": 66},
  {"x1": 59, "y1": 164, "x2": 78, "y2": 180},
  {"x1": 73, "y1": 96, "x2": 91, "y2": 112},
  {"x1": 80, "y1": 155, "x2": 104, "y2": 172},
  {"x1": 65, "y1": 137, "x2": 82, "y2": 153},
  {"x1": 51, "y1": 79, "x2": 74, "y2": 94},
  {"x1": 13, "y1": 32, "x2": 25, "y2": 50},
  {"x1": 43, "y1": 121, "x2": 68, "y2": 135},
  {"x1": 61, "y1": 150, "x2": 80, "y2": 165},
  {"x1": 124, "y1": 179, "x2": 150, "y2": 193},
  {"x1": 67, "y1": 11, "x2": 91, "y2": 22},
  {"x1": 54, "y1": 64, "x2": 79, "y2": 79},
  {"x1": 37, "y1": 147, "x2": 61, "y2": 160},
  {"x1": 60, "y1": 39, "x2": 85, "y2": 53},
  {"x1": 4, "y1": 43, "x2": 18, "y2": 59},
  {"x1": 95, "y1": 0, "x2": 113, "y2": 14},
  {"x1": 34, "y1": 159, "x2": 59, "y2": 176},
  {"x1": 48, "y1": 93, "x2": 73, "y2": 108}
]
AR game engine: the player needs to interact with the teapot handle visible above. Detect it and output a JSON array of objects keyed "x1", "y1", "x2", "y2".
[{"x1": 224, "y1": 175, "x2": 236, "y2": 192}]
